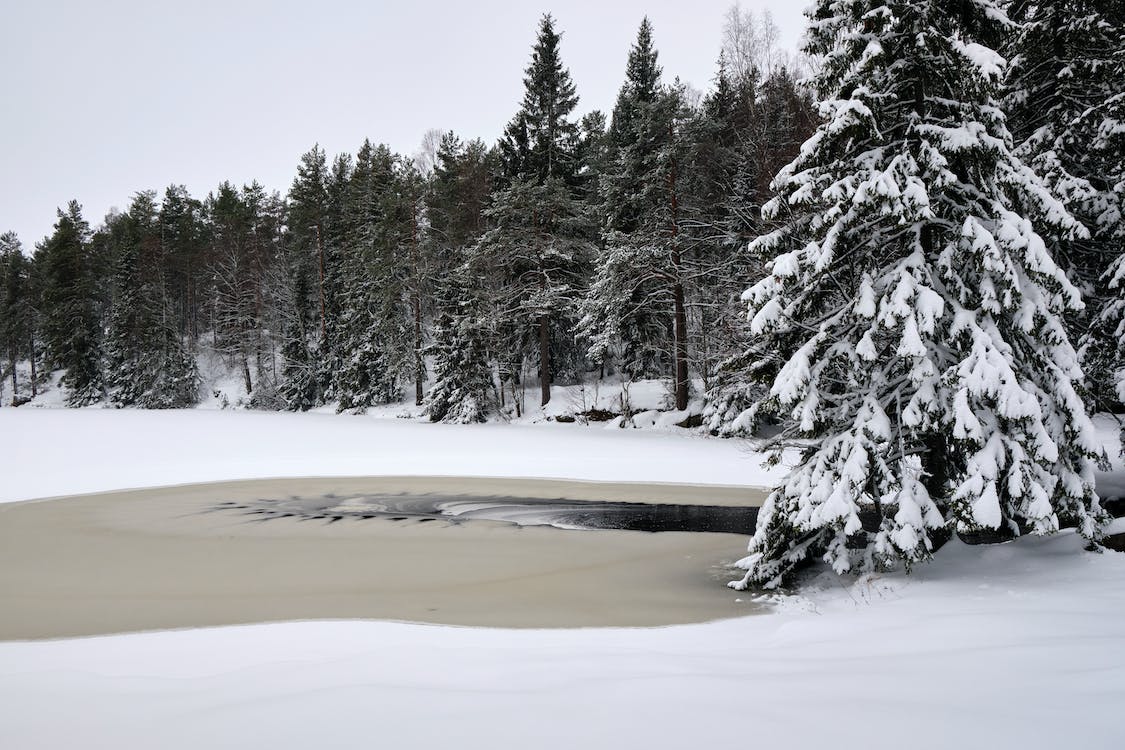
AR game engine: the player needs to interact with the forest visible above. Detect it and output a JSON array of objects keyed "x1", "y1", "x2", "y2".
[
  {"x1": 0, "y1": 9, "x2": 815, "y2": 421},
  {"x1": 1, "y1": 1, "x2": 1123, "y2": 582}
]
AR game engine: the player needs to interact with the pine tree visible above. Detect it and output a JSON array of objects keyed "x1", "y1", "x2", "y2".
[
  {"x1": 475, "y1": 14, "x2": 594, "y2": 409},
  {"x1": 37, "y1": 201, "x2": 102, "y2": 405},
  {"x1": 728, "y1": 0, "x2": 1108, "y2": 588}
]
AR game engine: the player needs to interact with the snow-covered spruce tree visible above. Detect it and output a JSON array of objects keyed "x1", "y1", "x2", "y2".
[
  {"x1": 158, "y1": 184, "x2": 209, "y2": 347},
  {"x1": 103, "y1": 194, "x2": 199, "y2": 409},
  {"x1": 1092, "y1": 72, "x2": 1125, "y2": 419},
  {"x1": 701, "y1": 67, "x2": 817, "y2": 434},
  {"x1": 730, "y1": 0, "x2": 1108, "y2": 588},
  {"x1": 314, "y1": 153, "x2": 355, "y2": 400},
  {"x1": 332, "y1": 141, "x2": 416, "y2": 412},
  {"x1": 0, "y1": 232, "x2": 36, "y2": 402},
  {"x1": 279, "y1": 144, "x2": 332, "y2": 409},
  {"x1": 423, "y1": 265, "x2": 494, "y2": 424},
  {"x1": 475, "y1": 14, "x2": 594, "y2": 409},
  {"x1": 36, "y1": 201, "x2": 103, "y2": 406},
  {"x1": 583, "y1": 20, "x2": 686, "y2": 396},
  {"x1": 274, "y1": 254, "x2": 320, "y2": 412},
  {"x1": 1005, "y1": 0, "x2": 1125, "y2": 410}
]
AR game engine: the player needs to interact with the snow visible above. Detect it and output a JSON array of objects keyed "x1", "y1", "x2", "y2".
[
  {"x1": 1, "y1": 532, "x2": 1123, "y2": 749},
  {"x1": 952, "y1": 38, "x2": 1006, "y2": 80},
  {"x1": 0, "y1": 410, "x2": 1123, "y2": 749},
  {"x1": 0, "y1": 408, "x2": 783, "y2": 503}
]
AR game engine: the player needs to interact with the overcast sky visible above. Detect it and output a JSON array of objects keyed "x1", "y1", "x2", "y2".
[{"x1": 1, "y1": 1, "x2": 808, "y2": 250}]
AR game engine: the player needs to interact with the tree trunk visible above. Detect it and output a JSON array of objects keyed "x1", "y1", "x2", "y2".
[
  {"x1": 410, "y1": 199, "x2": 424, "y2": 406},
  {"x1": 413, "y1": 293, "x2": 424, "y2": 406},
  {"x1": 539, "y1": 314, "x2": 551, "y2": 407},
  {"x1": 668, "y1": 128, "x2": 688, "y2": 411},
  {"x1": 242, "y1": 357, "x2": 253, "y2": 395},
  {"x1": 316, "y1": 223, "x2": 327, "y2": 341},
  {"x1": 8, "y1": 348, "x2": 17, "y2": 400},
  {"x1": 672, "y1": 273, "x2": 689, "y2": 411},
  {"x1": 28, "y1": 339, "x2": 37, "y2": 398}
]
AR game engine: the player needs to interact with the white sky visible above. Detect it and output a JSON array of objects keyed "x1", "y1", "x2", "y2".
[{"x1": 0, "y1": 0, "x2": 808, "y2": 250}]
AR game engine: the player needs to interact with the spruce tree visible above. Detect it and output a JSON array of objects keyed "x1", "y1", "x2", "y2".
[
  {"x1": 331, "y1": 141, "x2": 412, "y2": 411},
  {"x1": 582, "y1": 20, "x2": 694, "y2": 409},
  {"x1": 0, "y1": 232, "x2": 34, "y2": 403},
  {"x1": 679, "y1": 55, "x2": 760, "y2": 390},
  {"x1": 159, "y1": 185, "x2": 208, "y2": 344},
  {"x1": 1005, "y1": 0, "x2": 1125, "y2": 410},
  {"x1": 474, "y1": 14, "x2": 594, "y2": 409},
  {"x1": 1089, "y1": 68, "x2": 1125, "y2": 420},
  {"x1": 424, "y1": 264, "x2": 495, "y2": 424},
  {"x1": 313, "y1": 152, "x2": 355, "y2": 398},
  {"x1": 728, "y1": 0, "x2": 1108, "y2": 588},
  {"x1": 37, "y1": 201, "x2": 103, "y2": 406},
  {"x1": 103, "y1": 193, "x2": 199, "y2": 409},
  {"x1": 279, "y1": 145, "x2": 332, "y2": 409},
  {"x1": 576, "y1": 111, "x2": 610, "y2": 208},
  {"x1": 703, "y1": 66, "x2": 818, "y2": 435}
]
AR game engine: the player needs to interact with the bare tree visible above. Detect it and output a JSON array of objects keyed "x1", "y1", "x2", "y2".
[
  {"x1": 721, "y1": 3, "x2": 781, "y2": 81},
  {"x1": 413, "y1": 128, "x2": 444, "y2": 177}
]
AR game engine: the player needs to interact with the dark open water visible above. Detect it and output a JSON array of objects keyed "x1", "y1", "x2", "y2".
[{"x1": 211, "y1": 493, "x2": 761, "y2": 535}]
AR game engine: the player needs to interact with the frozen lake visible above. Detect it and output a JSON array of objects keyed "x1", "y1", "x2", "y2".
[{"x1": 0, "y1": 476, "x2": 767, "y2": 639}]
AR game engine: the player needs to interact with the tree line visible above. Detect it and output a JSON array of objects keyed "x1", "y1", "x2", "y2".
[{"x1": 0, "y1": 10, "x2": 814, "y2": 419}]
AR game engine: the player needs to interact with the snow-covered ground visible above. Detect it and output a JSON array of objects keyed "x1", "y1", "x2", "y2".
[
  {"x1": 0, "y1": 408, "x2": 781, "y2": 504},
  {"x1": 2, "y1": 348, "x2": 716, "y2": 429},
  {"x1": 1, "y1": 532, "x2": 1123, "y2": 749},
  {"x1": 1, "y1": 409, "x2": 1123, "y2": 749}
]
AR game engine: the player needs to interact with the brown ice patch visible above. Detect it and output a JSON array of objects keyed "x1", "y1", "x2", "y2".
[{"x1": 0, "y1": 477, "x2": 767, "y2": 639}]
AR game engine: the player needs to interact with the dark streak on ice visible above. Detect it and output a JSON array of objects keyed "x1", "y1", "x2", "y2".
[{"x1": 208, "y1": 493, "x2": 761, "y2": 535}]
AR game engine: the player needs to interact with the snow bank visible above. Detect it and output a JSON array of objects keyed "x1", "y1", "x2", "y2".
[{"x1": 0, "y1": 408, "x2": 783, "y2": 503}]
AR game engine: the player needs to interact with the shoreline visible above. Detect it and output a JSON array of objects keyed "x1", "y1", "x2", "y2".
[{"x1": 0, "y1": 477, "x2": 768, "y2": 640}]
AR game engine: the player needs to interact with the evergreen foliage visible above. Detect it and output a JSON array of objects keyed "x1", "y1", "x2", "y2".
[
  {"x1": 37, "y1": 202, "x2": 103, "y2": 405},
  {"x1": 424, "y1": 264, "x2": 494, "y2": 424},
  {"x1": 1005, "y1": 0, "x2": 1125, "y2": 410},
  {"x1": 582, "y1": 21, "x2": 698, "y2": 408},
  {"x1": 4, "y1": 5, "x2": 1121, "y2": 587},
  {"x1": 158, "y1": 185, "x2": 208, "y2": 344},
  {"x1": 0, "y1": 232, "x2": 35, "y2": 402},
  {"x1": 281, "y1": 145, "x2": 332, "y2": 408},
  {"x1": 331, "y1": 142, "x2": 415, "y2": 412},
  {"x1": 103, "y1": 193, "x2": 199, "y2": 408},
  {"x1": 478, "y1": 14, "x2": 594, "y2": 408},
  {"x1": 726, "y1": 0, "x2": 1108, "y2": 588}
]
